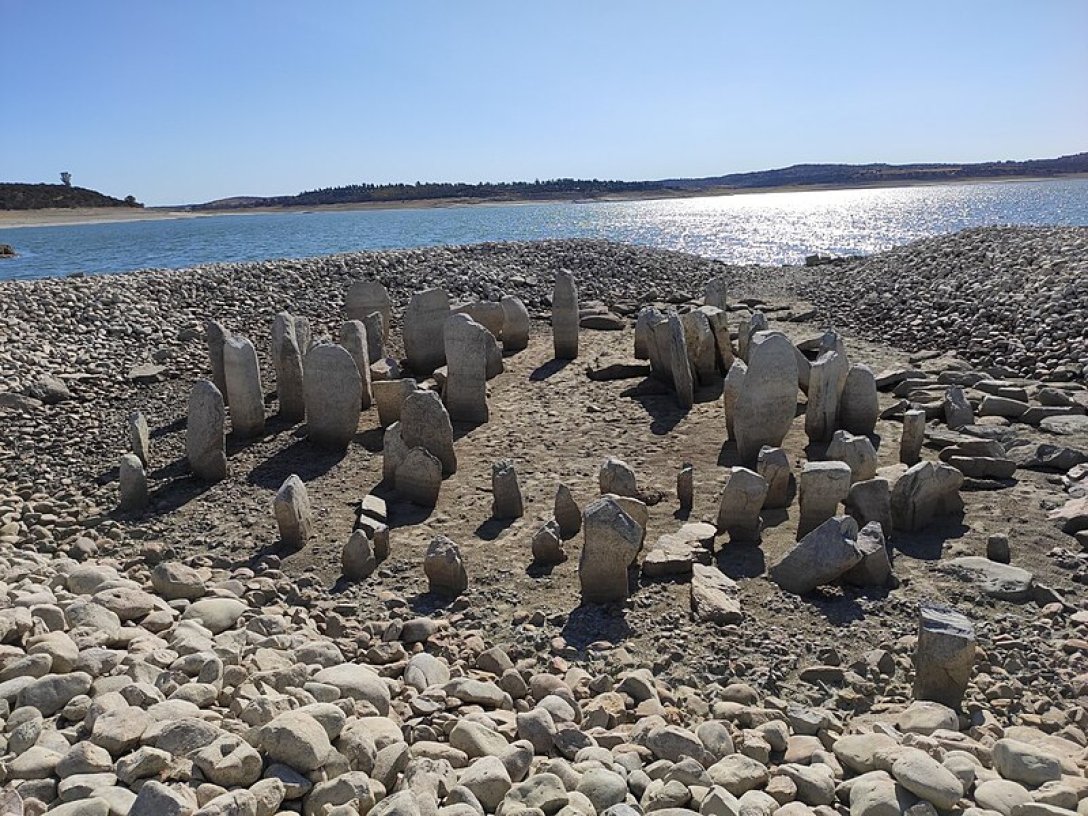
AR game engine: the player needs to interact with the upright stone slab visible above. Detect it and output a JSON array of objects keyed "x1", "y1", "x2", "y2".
[
  {"x1": 456, "y1": 301, "x2": 505, "y2": 339},
  {"x1": 798, "y1": 461, "x2": 852, "y2": 539},
  {"x1": 401, "y1": 389, "x2": 456, "y2": 476},
  {"x1": 600, "y1": 457, "x2": 638, "y2": 498},
  {"x1": 444, "y1": 314, "x2": 491, "y2": 424},
  {"x1": 501, "y1": 296, "x2": 530, "y2": 352},
  {"x1": 382, "y1": 422, "x2": 408, "y2": 482},
  {"x1": 738, "y1": 312, "x2": 768, "y2": 362},
  {"x1": 492, "y1": 460, "x2": 524, "y2": 519},
  {"x1": 342, "y1": 530, "x2": 377, "y2": 581},
  {"x1": 890, "y1": 461, "x2": 964, "y2": 531},
  {"x1": 339, "y1": 320, "x2": 374, "y2": 411},
  {"x1": 704, "y1": 276, "x2": 729, "y2": 311},
  {"x1": 944, "y1": 386, "x2": 974, "y2": 430},
  {"x1": 842, "y1": 521, "x2": 893, "y2": 587},
  {"x1": 552, "y1": 270, "x2": 579, "y2": 360},
  {"x1": 373, "y1": 378, "x2": 417, "y2": 428},
  {"x1": 716, "y1": 467, "x2": 768, "y2": 542},
  {"x1": 648, "y1": 317, "x2": 674, "y2": 385},
  {"x1": 404, "y1": 288, "x2": 451, "y2": 375},
  {"x1": 734, "y1": 331, "x2": 799, "y2": 464},
  {"x1": 362, "y1": 312, "x2": 385, "y2": 365},
  {"x1": 187, "y1": 380, "x2": 227, "y2": 483},
  {"x1": 205, "y1": 319, "x2": 231, "y2": 404},
  {"x1": 757, "y1": 446, "x2": 791, "y2": 509},
  {"x1": 396, "y1": 447, "x2": 442, "y2": 507},
  {"x1": 128, "y1": 410, "x2": 150, "y2": 467},
  {"x1": 841, "y1": 364, "x2": 879, "y2": 436},
  {"x1": 913, "y1": 605, "x2": 975, "y2": 709},
  {"x1": 223, "y1": 336, "x2": 265, "y2": 438},
  {"x1": 579, "y1": 497, "x2": 641, "y2": 604},
  {"x1": 272, "y1": 312, "x2": 307, "y2": 421},
  {"x1": 303, "y1": 344, "x2": 362, "y2": 450},
  {"x1": 532, "y1": 520, "x2": 566, "y2": 564},
  {"x1": 698, "y1": 305, "x2": 735, "y2": 373},
  {"x1": 667, "y1": 313, "x2": 695, "y2": 409},
  {"x1": 425, "y1": 535, "x2": 468, "y2": 596},
  {"x1": 900, "y1": 409, "x2": 927, "y2": 466},
  {"x1": 677, "y1": 463, "x2": 694, "y2": 511},
  {"x1": 555, "y1": 483, "x2": 582, "y2": 538},
  {"x1": 845, "y1": 478, "x2": 893, "y2": 537},
  {"x1": 634, "y1": 307, "x2": 660, "y2": 361},
  {"x1": 274, "y1": 474, "x2": 312, "y2": 549},
  {"x1": 805, "y1": 349, "x2": 849, "y2": 443},
  {"x1": 345, "y1": 279, "x2": 392, "y2": 342},
  {"x1": 722, "y1": 360, "x2": 748, "y2": 440},
  {"x1": 118, "y1": 453, "x2": 149, "y2": 513},
  {"x1": 826, "y1": 430, "x2": 879, "y2": 483},
  {"x1": 681, "y1": 309, "x2": 717, "y2": 386}
]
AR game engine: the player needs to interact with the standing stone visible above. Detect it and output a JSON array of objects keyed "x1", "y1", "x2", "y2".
[
  {"x1": 492, "y1": 460, "x2": 524, "y2": 519},
  {"x1": 425, "y1": 535, "x2": 468, "y2": 596},
  {"x1": 648, "y1": 317, "x2": 674, "y2": 385},
  {"x1": 223, "y1": 336, "x2": 265, "y2": 438},
  {"x1": 891, "y1": 461, "x2": 964, "y2": 531},
  {"x1": 342, "y1": 530, "x2": 377, "y2": 580},
  {"x1": 634, "y1": 307, "x2": 659, "y2": 361},
  {"x1": 845, "y1": 478, "x2": 893, "y2": 537},
  {"x1": 805, "y1": 349, "x2": 849, "y2": 443},
  {"x1": 404, "y1": 288, "x2": 451, "y2": 374},
  {"x1": 738, "y1": 312, "x2": 769, "y2": 362},
  {"x1": 373, "y1": 378, "x2": 418, "y2": 428},
  {"x1": 716, "y1": 467, "x2": 768, "y2": 542},
  {"x1": 532, "y1": 520, "x2": 566, "y2": 564},
  {"x1": 128, "y1": 410, "x2": 150, "y2": 466},
  {"x1": 944, "y1": 386, "x2": 974, "y2": 430},
  {"x1": 187, "y1": 380, "x2": 227, "y2": 483},
  {"x1": 677, "y1": 463, "x2": 694, "y2": 511},
  {"x1": 798, "y1": 461, "x2": 853, "y2": 539},
  {"x1": 681, "y1": 309, "x2": 716, "y2": 386},
  {"x1": 552, "y1": 270, "x2": 579, "y2": 360},
  {"x1": 304, "y1": 344, "x2": 362, "y2": 450},
  {"x1": 382, "y1": 422, "x2": 408, "y2": 482},
  {"x1": 401, "y1": 389, "x2": 456, "y2": 475},
  {"x1": 274, "y1": 474, "x2": 312, "y2": 549},
  {"x1": 698, "y1": 305, "x2": 735, "y2": 373},
  {"x1": 704, "y1": 276, "x2": 728, "y2": 311},
  {"x1": 842, "y1": 521, "x2": 893, "y2": 587},
  {"x1": 272, "y1": 312, "x2": 306, "y2": 421},
  {"x1": 345, "y1": 279, "x2": 392, "y2": 342},
  {"x1": 363, "y1": 312, "x2": 385, "y2": 364},
  {"x1": 456, "y1": 301, "x2": 505, "y2": 339},
  {"x1": 841, "y1": 364, "x2": 879, "y2": 436},
  {"x1": 555, "y1": 484, "x2": 582, "y2": 538},
  {"x1": 722, "y1": 360, "x2": 748, "y2": 440},
  {"x1": 396, "y1": 448, "x2": 442, "y2": 507},
  {"x1": 600, "y1": 458, "x2": 638, "y2": 498},
  {"x1": 444, "y1": 314, "x2": 491, "y2": 423},
  {"x1": 913, "y1": 606, "x2": 976, "y2": 709},
  {"x1": 205, "y1": 319, "x2": 231, "y2": 404},
  {"x1": 757, "y1": 446, "x2": 791, "y2": 509},
  {"x1": 118, "y1": 454, "x2": 149, "y2": 513},
  {"x1": 734, "y1": 332, "x2": 799, "y2": 464},
  {"x1": 826, "y1": 430, "x2": 879, "y2": 483},
  {"x1": 501, "y1": 296, "x2": 530, "y2": 352},
  {"x1": 900, "y1": 409, "x2": 927, "y2": 466},
  {"x1": 580, "y1": 498, "x2": 642, "y2": 604},
  {"x1": 339, "y1": 321, "x2": 374, "y2": 411}
]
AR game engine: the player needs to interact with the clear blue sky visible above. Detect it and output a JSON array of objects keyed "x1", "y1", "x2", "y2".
[{"x1": 2, "y1": 1, "x2": 1085, "y2": 205}]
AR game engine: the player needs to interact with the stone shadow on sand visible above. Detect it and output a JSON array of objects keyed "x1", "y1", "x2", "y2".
[
  {"x1": 715, "y1": 544, "x2": 766, "y2": 580},
  {"x1": 246, "y1": 438, "x2": 345, "y2": 489},
  {"x1": 475, "y1": 517, "x2": 515, "y2": 541},
  {"x1": 561, "y1": 603, "x2": 634, "y2": 650},
  {"x1": 529, "y1": 359, "x2": 571, "y2": 381},
  {"x1": 623, "y1": 388, "x2": 688, "y2": 436},
  {"x1": 891, "y1": 519, "x2": 969, "y2": 561},
  {"x1": 716, "y1": 440, "x2": 743, "y2": 468},
  {"x1": 145, "y1": 475, "x2": 213, "y2": 516},
  {"x1": 354, "y1": 427, "x2": 385, "y2": 453},
  {"x1": 150, "y1": 415, "x2": 186, "y2": 439}
]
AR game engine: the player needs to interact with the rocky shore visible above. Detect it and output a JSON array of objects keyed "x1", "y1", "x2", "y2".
[{"x1": 0, "y1": 227, "x2": 1086, "y2": 816}]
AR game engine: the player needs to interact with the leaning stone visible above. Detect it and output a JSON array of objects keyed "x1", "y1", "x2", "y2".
[
  {"x1": 757, "y1": 446, "x2": 791, "y2": 509},
  {"x1": 668, "y1": 313, "x2": 695, "y2": 408},
  {"x1": 425, "y1": 535, "x2": 468, "y2": 596},
  {"x1": 600, "y1": 457, "x2": 639, "y2": 498},
  {"x1": 826, "y1": 430, "x2": 878, "y2": 483},
  {"x1": 682, "y1": 309, "x2": 717, "y2": 386},
  {"x1": 532, "y1": 520, "x2": 566, "y2": 564},
  {"x1": 840, "y1": 364, "x2": 879, "y2": 435},
  {"x1": 555, "y1": 484, "x2": 582, "y2": 538},
  {"x1": 339, "y1": 320, "x2": 375, "y2": 411},
  {"x1": 634, "y1": 307, "x2": 658, "y2": 360},
  {"x1": 404, "y1": 288, "x2": 451, "y2": 374},
  {"x1": 501, "y1": 296, "x2": 530, "y2": 352},
  {"x1": 722, "y1": 360, "x2": 747, "y2": 440},
  {"x1": 844, "y1": 478, "x2": 892, "y2": 537},
  {"x1": 304, "y1": 344, "x2": 362, "y2": 450},
  {"x1": 691, "y1": 564, "x2": 742, "y2": 623},
  {"x1": 890, "y1": 461, "x2": 964, "y2": 531},
  {"x1": 797, "y1": 461, "x2": 852, "y2": 539},
  {"x1": 396, "y1": 448, "x2": 442, "y2": 507},
  {"x1": 677, "y1": 463, "x2": 694, "y2": 511},
  {"x1": 769, "y1": 516, "x2": 862, "y2": 595},
  {"x1": 205, "y1": 319, "x2": 231, "y2": 404},
  {"x1": 363, "y1": 311, "x2": 385, "y2": 364},
  {"x1": 445, "y1": 314, "x2": 491, "y2": 424},
  {"x1": 716, "y1": 467, "x2": 767, "y2": 542},
  {"x1": 699, "y1": 305, "x2": 735, "y2": 373},
  {"x1": 900, "y1": 409, "x2": 927, "y2": 466},
  {"x1": 944, "y1": 386, "x2": 974, "y2": 429},
  {"x1": 734, "y1": 332, "x2": 799, "y2": 464},
  {"x1": 224, "y1": 335, "x2": 265, "y2": 437},
  {"x1": 373, "y1": 378, "x2": 418, "y2": 428},
  {"x1": 187, "y1": 380, "x2": 227, "y2": 482},
  {"x1": 552, "y1": 270, "x2": 579, "y2": 360},
  {"x1": 342, "y1": 530, "x2": 377, "y2": 580},
  {"x1": 274, "y1": 474, "x2": 312, "y2": 549},
  {"x1": 580, "y1": 497, "x2": 642, "y2": 603},
  {"x1": 913, "y1": 605, "x2": 975, "y2": 709},
  {"x1": 647, "y1": 312, "x2": 674, "y2": 385},
  {"x1": 805, "y1": 347, "x2": 849, "y2": 443},
  {"x1": 346, "y1": 279, "x2": 392, "y2": 342},
  {"x1": 842, "y1": 522, "x2": 892, "y2": 587},
  {"x1": 492, "y1": 460, "x2": 525, "y2": 519},
  {"x1": 401, "y1": 389, "x2": 456, "y2": 475},
  {"x1": 118, "y1": 454, "x2": 149, "y2": 513},
  {"x1": 272, "y1": 312, "x2": 307, "y2": 421},
  {"x1": 128, "y1": 410, "x2": 150, "y2": 466}
]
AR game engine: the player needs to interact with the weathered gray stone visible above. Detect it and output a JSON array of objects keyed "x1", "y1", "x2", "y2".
[
  {"x1": 634, "y1": 307, "x2": 657, "y2": 360},
  {"x1": 734, "y1": 332, "x2": 799, "y2": 464},
  {"x1": 363, "y1": 311, "x2": 385, "y2": 364},
  {"x1": 382, "y1": 422, "x2": 408, "y2": 482},
  {"x1": 805, "y1": 347, "x2": 849, "y2": 443},
  {"x1": 826, "y1": 430, "x2": 879, "y2": 483},
  {"x1": 691, "y1": 563, "x2": 742, "y2": 623},
  {"x1": 532, "y1": 520, "x2": 566, "y2": 564},
  {"x1": 913, "y1": 605, "x2": 975, "y2": 708},
  {"x1": 343, "y1": 530, "x2": 377, "y2": 580},
  {"x1": 678, "y1": 463, "x2": 694, "y2": 511},
  {"x1": 844, "y1": 478, "x2": 892, "y2": 536},
  {"x1": 272, "y1": 312, "x2": 307, "y2": 421},
  {"x1": 842, "y1": 522, "x2": 892, "y2": 586},
  {"x1": 944, "y1": 386, "x2": 974, "y2": 429},
  {"x1": 346, "y1": 279, "x2": 392, "y2": 342},
  {"x1": 991, "y1": 739, "x2": 1063, "y2": 786},
  {"x1": 128, "y1": 410, "x2": 150, "y2": 466},
  {"x1": 401, "y1": 389, "x2": 456, "y2": 475},
  {"x1": 900, "y1": 409, "x2": 927, "y2": 466},
  {"x1": 456, "y1": 301, "x2": 506, "y2": 340},
  {"x1": 667, "y1": 313, "x2": 695, "y2": 408},
  {"x1": 339, "y1": 320, "x2": 374, "y2": 411},
  {"x1": 841, "y1": 364, "x2": 879, "y2": 435},
  {"x1": 118, "y1": 453, "x2": 148, "y2": 513},
  {"x1": 396, "y1": 447, "x2": 442, "y2": 507},
  {"x1": 426, "y1": 535, "x2": 468, "y2": 596},
  {"x1": 404, "y1": 288, "x2": 451, "y2": 374},
  {"x1": 205, "y1": 319, "x2": 231, "y2": 404},
  {"x1": 770, "y1": 516, "x2": 862, "y2": 594},
  {"x1": 682, "y1": 309, "x2": 717, "y2": 386},
  {"x1": 580, "y1": 497, "x2": 641, "y2": 603},
  {"x1": 555, "y1": 483, "x2": 581, "y2": 538},
  {"x1": 722, "y1": 360, "x2": 747, "y2": 440},
  {"x1": 186, "y1": 380, "x2": 228, "y2": 483},
  {"x1": 274, "y1": 474, "x2": 312, "y2": 548},
  {"x1": 797, "y1": 461, "x2": 852, "y2": 538},
  {"x1": 944, "y1": 556, "x2": 1034, "y2": 601},
  {"x1": 224, "y1": 335, "x2": 265, "y2": 437},
  {"x1": 492, "y1": 460, "x2": 524, "y2": 519},
  {"x1": 304, "y1": 344, "x2": 362, "y2": 450},
  {"x1": 737, "y1": 312, "x2": 769, "y2": 362},
  {"x1": 552, "y1": 270, "x2": 579, "y2": 360},
  {"x1": 600, "y1": 457, "x2": 639, "y2": 498},
  {"x1": 705, "y1": 277, "x2": 729, "y2": 311},
  {"x1": 890, "y1": 461, "x2": 964, "y2": 531},
  {"x1": 373, "y1": 378, "x2": 418, "y2": 428},
  {"x1": 757, "y1": 446, "x2": 791, "y2": 509},
  {"x1": 699, "y1": 305, "x2": 735, "y2": 373},
  {"x1": 445, "y1": 313, "x2": 491, "y2": 424},
  {"x1": 716, "y1": 467, "x2": 768, "y2": 542},
  {"x1": 501, "y1": 296, "x2": 530, "y2": 352}
]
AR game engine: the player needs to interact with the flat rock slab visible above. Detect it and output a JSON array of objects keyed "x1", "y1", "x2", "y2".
[
  {"x1": 690, "y1": 563, "x2": 742, "y2": 624},
  {"x1": 585, "y1": 355, "x2": 651, "y2": 381},
  {"x1": 943, "y1": 556, "x2": 1035, "y2": 601},
  {"x1": 580, "y1": 313, "x2": 626, "y2": 330},
  {"x1": 642, "y1": 535, "x2": 710, "y2": 578},
  {"x1": 1040, "y1": 415, "x2": 1088, "y2": 435},
  {"x1": 127, "y1": 363, "x2": 166, "y2": 383},
  {"x1": 1049, "y1": 496, "x2": 1088, "y2": 534}
]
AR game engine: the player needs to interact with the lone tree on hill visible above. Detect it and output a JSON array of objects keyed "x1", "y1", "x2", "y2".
[{"x1": 60, "y1": 172, "x2": 72, "y2": 187}]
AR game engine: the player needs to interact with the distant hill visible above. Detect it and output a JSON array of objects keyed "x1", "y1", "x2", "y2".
[
  {"x1": 193, "y1": 152, "x2": 1088, "y2": 210},
  {"x1": 0, "y1": 183, "x2": 141, "y2": 210}
]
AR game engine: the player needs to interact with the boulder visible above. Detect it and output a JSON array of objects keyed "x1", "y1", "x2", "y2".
[
  {"x1": 668, "y1": 313, "x2": 695, "y2": 408},
  {"x1": 599, "y1": 457, "x2": 639, "y2": 498},
  {"x1": 274, "y1": 474, "x2": 312, "y2": 549},
  {"x1": 396, "y1": 447, "x2": 442, "y2": 507},
  {"x1": 890, "y1": 461, "x2": 964, "y2": 531},
  {"x1": 690, "y1": 564, "x2": 742, "y2": 624},
  {"x1": 734, "y1": 332, "x2": 799, "y2": 464},
  {"x1": 425, "y1": 535, "x2": 468, "y2": 596},
  {"x1": 223, "y1": 335, "x2": 265, "y2": 437},
  {"x1": 826, "y1": 430, "x2": 878, "y2": 483},
  {"x1": 840, "y1": 364, "x2": 879, "y2": 435},
  {"x1": 187, "y1": 380, "x2": 227, "y2": 482},
  {"x1": 769, "y1": 516, "x2": 862, "y2": 595},
  {"x1": 715, "y1": 467, "x2": 768, "y2": 542},
  {"x1": 304, "y1": 344, "x2": 362, "y2": 450},
  {"x1": 345, "y1": 279, "x2": 392, "y2": 341},
  {"x1": 580, "y1": 497, "x2": 642, "y2": 603},
  {"x1": 844, "y1": 478, "x2": 892, "y2": 537},
  {"x1": 373, "y1": 378, "x2": 418, "y2": 428},
  {"x1": 401, "y1": 389, "x2": 456, "y2": 475},
  {"x1": 797, "y1": 461, "x2": 852, "y2": 539},
  {"x1": 899, "y1": 409, "x2": 926, "y2": 466},
  {"x1": 531, "y1": 520, "x2": 566, "y2": 564},
  {"x1": 117, "y1": 454, "x2": 148, "y2": 513},
  {"x1": 944, "y1": 385, "x2": 974, "y2": 429},
  {"x1": 842, "y1": 522, "x2": 892, "y2": 587},
  {"x1": 555, "y1": 483, "x2": 582, "y2": 538},
  {"x1": 805, "y1": 340, "x2": 849, "y2": 443},
  {"x1": 501, "y1": 296, "x2": 530, "y2": 352},
  {"x1": 404, "y1": 288, "x2": 451, "y2": 374},
  {"x1": 757, "y1": 446, "x2": 791, "y2": 509},
  {"x1": 205, "y1": 319, "x2": 231, "y2": 403},
  {"x1": 492, "y1": 460, "x2": 524, "y2": 519},
  {"x1": 943, "y1": 556, "x2": 1034, "y2": 601},
  {"x1": 912, "y1": 605, "x2": 975, "y2": 708},
  {"x1": 445, "y1": 313, "x2": 492, "y2": 424}
]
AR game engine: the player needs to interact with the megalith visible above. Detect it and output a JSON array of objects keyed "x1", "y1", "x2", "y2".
[
  {"x1": 205, "y1": 319, "x2": 231, "y2": 404},
  {"x1": 798, "y1": 461, "x2": 852, "y2": 539},
  {"x1": 492, "y1": 460, "x2": 525, "y2": 519},
  {"x1": 716, "y1": 467, "x2": 768, "y2": 542},
  {"x1": 733, "y1": 331, "x2": 799, "y2": 464},
  {"x1": 555, "y1": 484, "x2": 582, "y2": 538},
  {"x1": 805, "y1": 347, "x2": 849, "y2": 443},
  {"x1": 840, "y1": 364, "x2": 879, "y2": 436},
  {"x1": 223, "y1": 336, "x2": 265, "y2": 438},
  {"x1": 118, "y1": 453, "x2": 149, "y2": 513},
  {"x1": 757, "y1": 446, "x2": 791, "y2": 509},
  {"x1": 401, "y1": 388, "x2": 456, "y2": 475},
  {"x1": 425, "y1": 535, "x2": 468, "y2": 596},
  {"x1": 303, "y1": 344, "x2": 362, "y2": 450},
  {"x1": 373, "y1": 378, "x2": 417, "y2": 428},
  {"x1": 444, "y1": 314, "x2": 491, "y2": 424},
  {"x1": 501, "y1": 296, "x2": 530, "y2": 352},
  {"x1": 900, "y1": 409, "x2": 927, "y2": 466},
  {"x1": 404, "y1": 288, "x2": 451, "y2": 375},
  {"x1": 579, "y1": 497, "x2": 642, "y2": 604},
  {"x1": 681, "y1": 309, "x2": 717, "y2": 386},
  {"x1": 826, "y1": 430, "x2": 879, "y2": 483},
  {"x1": 913, "y1": 605, "x2": 975, "y2": 709},
  {"x1": 363, "y1": 312, "x2": 385, "y2": 366},
  {"x1": 552, "y1": 270, "x2": 579, "y2": 360},
  {"x1": 128, "y1": 410, "x2": 150, "y2": 467},
  {"x1": 338, "y1": 320, "x2": 374, "y2": 411},
  {"x1": 396, "y1": 447, "x2": 442, "y2": 507},
  {"x1": 272, "y1": 312, "x2": 307, "y2": 421},
  {"x1": 722, "y1": 360, "x2": 748, "y2": 440},
  {"x1": 187, "y1": 379, "x2": 227, "y2": 483},
  {"x1": 599, "y1": 457, "x2": 639, "y2": 498},
  {"x1": 274, "y1": 474, "x2": 312, "y2": 549},
  {"x1": 345, "y1": 279, "x2": 391, "y2": 342},
  {"x1": 667, "y1": 313, "x2": 695, "y2": 409},
  {"x1": 704, "y1": 276, "x2": 729, "y2": 311},
  {"x1": 890, "y1": 461, "x2": 964, "y2": 531}
]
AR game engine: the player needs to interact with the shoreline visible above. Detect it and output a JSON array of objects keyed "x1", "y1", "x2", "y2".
[{"x1": 1, "y1": 172, "x2": 1085, "y2": 230}]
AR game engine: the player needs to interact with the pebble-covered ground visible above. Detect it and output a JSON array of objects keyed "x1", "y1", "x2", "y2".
[{"x1": 0, "y1": 227, "x2": 1086, "y2": 816}]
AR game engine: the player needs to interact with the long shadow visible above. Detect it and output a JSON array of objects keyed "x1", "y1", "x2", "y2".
[
  {"x1": 891, "y1": 518, "x2": 969, "y2": 561},
  {"x1": 385, "y1": 498, "x2": 435, "y2": 529},
  {"x1": 451, "y1": 421, "x2": 486, "y2": 443},
  {"x1": 762, "y1": 507, "x2": 791, "y2": 530},
  {"x1": 149, "y1": 457, "x2": 190, "y2": 481},
  {"x1": 147, "y1": 476, "x2": 212, "y2": 514},
  {"x1": 803, "y1": 440, "x2": 831, "y2": 461},
  {"x1": 694, "y1": 380, "x2": 724, "y2": 404},
  {"x1": 560, "y1": 603, "x2": 634, "y2": 651},
  {"x1": 804, "y1": 590, "x2": 866, "y2": 626},
  {"x1": 246, "y1": 438, "x2": 346, "y2": 489},
  {"x1": 527, "y1": 559, "x2": 564, "y2": 578},
  {"x1": 717, "y1": 439, "x2": 742, "y2": 468},
  {"x1": 623, "y1": 382, "x2": 689, "y2": 436},
  {"x1": 530, "y1": 359, "x2": 571, "y2": 381},
  {"x1": 475, "y1": 518, "x2": 515, "y2": 541},
  {"x1": 961, "y1": 477, "x2": 1017, "y2": 492},
  {"x1": 150, "y1": 415, "x2": 186, "y2": 439},
  {"x1": 407, "y1": 591, "x2": 461, "y2": 615},
  {"x1": 355, "y1": 427, "x2": 385, "y2": 453},
  {"x1": 715, "y1": 544, "x2": 766, "y2": 579}
]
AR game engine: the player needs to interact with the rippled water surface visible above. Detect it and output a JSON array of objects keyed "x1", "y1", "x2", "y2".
[{"x1": 2, "y1": 179, "x2": 1086, "y2": 280}]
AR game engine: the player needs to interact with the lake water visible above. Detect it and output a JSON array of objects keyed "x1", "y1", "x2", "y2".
[{"x1": 2, "y1": 178, "x2": 1087, "y2": 281}]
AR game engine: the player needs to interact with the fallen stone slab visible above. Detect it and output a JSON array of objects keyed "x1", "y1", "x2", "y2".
[
  {"x1": 585, "y1": 355, "x2": 651, "y2": 381},
  {"x1": 1006, "y1": 442, "x2": 1087, "y2": 471},
  {"x1": 1040, "y1": 414, "x2": 1088, "y2": 435},
  {"x1": 943, "y1": 556, "x2": 1035, "y2": 601},
  {"x1": 690, "y1": 564, "x2": 742, "y2": 624},
  {"x1": 580, "y1": 313, "x2": 625, "y2": 330},
  {"x1": 945, "y1": 456, "x2": 1017, "y2": 480},
  {"x1": 769, "y1": 516, "x2": 862, "y2": 595},
  {"x1": 1049, "y1": 496, "x2": 1088, "y2": 534}
]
